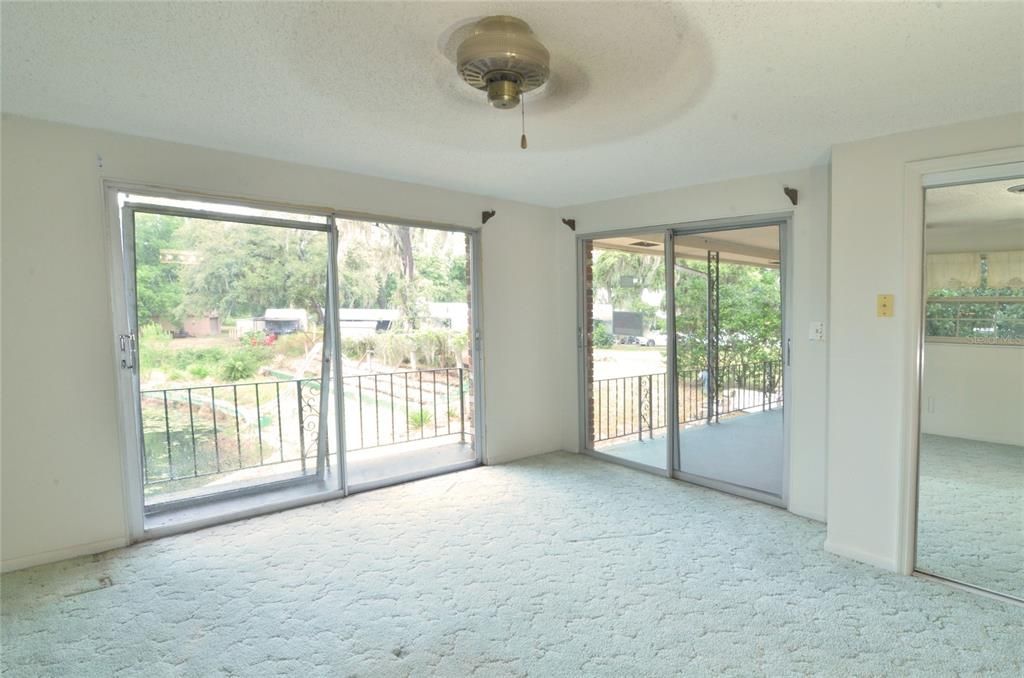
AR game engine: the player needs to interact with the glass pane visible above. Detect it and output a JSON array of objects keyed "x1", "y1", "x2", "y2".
[
  {"x1": 674, "y1": 225, "x2": 785, "y2": 497},
  {"x1": 132, "y1": 210, "x2": 332, "y2": 507},
  {"x1": 583, "y1": 234, "x2": 668, "y2": 470},
  {"x1": 336, "y1": 220, "x2": 476, "y2": 487}
]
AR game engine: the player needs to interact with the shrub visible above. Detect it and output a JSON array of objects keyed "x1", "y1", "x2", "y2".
[
  {"x1": 593, "y1": 322, "x2": 614, "y2": 348},
  {"x1": 188, "y1": 364, "x2": 210, "y2": 379},
  {"x1": 276, "y1": 332, "x2": 318, "y2": 358},
  {"x1": 216, "y1": 345, "x2": 272, "y2": 382},
  {"x1": 140, "y1": 322, "x2": 172, "y2": 345},
  {"x1": 341, "y1": 336, "x2": 377, "y2": 361},
  {"x1": 408, "y1": 409, "x2": 433, "y2": 429}
]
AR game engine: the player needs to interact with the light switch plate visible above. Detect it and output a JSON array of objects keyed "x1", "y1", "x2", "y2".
[
  {"x1": 877, "y1": 294, "x2": 894, "y2": 318},
  {"x1": 809, "y1": 321, "x2": 825, "y2": 341}
]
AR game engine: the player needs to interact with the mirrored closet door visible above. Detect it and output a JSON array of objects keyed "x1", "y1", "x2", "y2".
[{"x1": 915, "y1": 175, "x2": 1024, "y2": 601}]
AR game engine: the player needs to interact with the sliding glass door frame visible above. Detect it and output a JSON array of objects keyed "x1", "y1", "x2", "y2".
[
  {"x1": 575, "y1": 229, "x2": 671, "y2": 476},
  {"x1": 115, "y1": 201, "x2": 340, "y2": 518},
  {"x1": 667, "y1": 217, "x2": 792, "y2": 508},
  {"x1": 107, "y1": 181, "x2": 485, "y2": 541},
  {"x1": 576, "y1": 213, "x2": 793, "y2": 508},
  {"x1": 340, "y1": 218, "x2": 486, "y2": 495}
]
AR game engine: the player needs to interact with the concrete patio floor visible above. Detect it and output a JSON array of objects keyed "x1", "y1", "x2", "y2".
[{"x1": 596, "y1": 408, "x2": 784, "y2": 496}]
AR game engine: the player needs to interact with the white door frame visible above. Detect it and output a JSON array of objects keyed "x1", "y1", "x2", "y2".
[{"x1": 896, "y1": 149, "x2": 1024, "y2": 576}]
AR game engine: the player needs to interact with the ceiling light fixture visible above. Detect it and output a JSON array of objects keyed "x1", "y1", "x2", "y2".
[{"x1": 457, "y1": 16, "x2": 550, "y2": 149}]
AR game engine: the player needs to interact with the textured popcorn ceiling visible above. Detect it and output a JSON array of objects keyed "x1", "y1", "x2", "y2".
[
  {"x1": 927, "y1": 178, "x2": 1024, "y2": 229},
  {"x1": 2, "y1": 1, "x2": 1022, "y2": 207}
]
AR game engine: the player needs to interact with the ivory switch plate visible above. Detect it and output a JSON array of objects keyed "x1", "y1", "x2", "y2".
[{"x1": 877, "y1": 294, "x2": 894, "y2": 318}]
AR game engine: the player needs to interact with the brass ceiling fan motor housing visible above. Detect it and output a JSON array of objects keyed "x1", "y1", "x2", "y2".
[{"x1": 457, "y1": 16, "x2": 550, "y2": 110}]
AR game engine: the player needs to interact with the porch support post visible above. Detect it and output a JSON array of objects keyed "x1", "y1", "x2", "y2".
[{"x1": 706, "y1": 250, "x2": 720, "y2": 425}]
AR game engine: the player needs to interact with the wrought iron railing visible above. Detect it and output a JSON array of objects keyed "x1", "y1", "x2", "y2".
[
  {"x1": 140, "y1": 378, "x2": 323, "y2": 488},
  {"x1": 139, "y1": 367, "x2": 469, "y2": 488},
  {"x1": 592, "y1": 360, "x2": 783, "y2": 444},
  {"x1": 342, "y1": 367, "x2": 468, "y2": 451}
]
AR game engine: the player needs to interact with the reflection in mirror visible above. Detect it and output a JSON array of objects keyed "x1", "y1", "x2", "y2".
[{"x1": 916, "y1": 176, "x2": 1024, "y2": 601}]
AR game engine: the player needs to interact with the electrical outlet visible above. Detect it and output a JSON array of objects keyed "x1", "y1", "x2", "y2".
[{"x1": 877, "y1": 294, "x2": 894, "y2": 318}]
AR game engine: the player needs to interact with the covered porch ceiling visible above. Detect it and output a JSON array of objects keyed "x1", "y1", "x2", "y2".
[{"x1": 593, "y1": 225, "x2": 781, "y2": 268}]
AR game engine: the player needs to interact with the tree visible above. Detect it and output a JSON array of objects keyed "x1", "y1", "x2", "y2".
[
  {"x1": 592, "y1": 249, "x2": 665, "y2": 311},
  {"x1": 176, "y1": 219, "x2": 329, "y2": 323},
  {"x1": 674, "y1": 259, "x2": 781, "y2": 370},
  {"x1": 133, "y1": 213, "x2": 184, "y2": 326}
]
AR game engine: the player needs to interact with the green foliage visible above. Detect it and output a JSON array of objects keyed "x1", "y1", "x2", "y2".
[
  {"x1": 592, "y1": 322, "x2": 614, "y2": 348},
  {"x1": 138, "y1": 330, "x2": 273, "y2": 385},
  {"x1": 275, "y1": 332, "x2": 318, "y2": 358},
  {"x1": 592, "y1": 249, "x2": 664, "y2": 313},
  {"x1": 926, "y1": 284, "x2": 1024, "y2": 340},
  {"x1": 178, "y1": 221, "x2": 329, "y2": 323},
  {"x1": 217, "y1": 354, "x2": 259, "y2": 381},
  {"x1": 408, "y1": 409, "x2": 433, "y2": 429},
  {"x1": 134, "y1": 214, "x2": 184, "y2": 326},
  {"x1": 140, "y1": 322, "x2": 172, "y2": 344},
  {"x1": 342, "y1": 329, "x2": 468, "y2": 369},
  {"x1": 135, "y1": 212, "x2": 471, "y2": 360},
  {"x1": 674, "y1": 260, "x2": 782, "y2": 369},
  {"x1": 341, "y1": 336, "x2": 377, "y2": 361},
  {"x1": 417, "y1": 253, "x2": 469, "y2": 303}
]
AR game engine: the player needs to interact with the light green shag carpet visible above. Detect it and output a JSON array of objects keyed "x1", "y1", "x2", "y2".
[{"x1": 2, "y1": 452, "x2": 1022, "y2": 677}]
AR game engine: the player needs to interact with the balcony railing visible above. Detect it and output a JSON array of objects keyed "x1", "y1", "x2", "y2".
[
  {"x1": 342, "y1": 367, "x2": 469, "y2": 451},
  {"x1": 139, "y1": 367, "x2": 469, "y2": 489},
  {"x1": 592, "y1": 360, "x2": 782, "y2": 444}
]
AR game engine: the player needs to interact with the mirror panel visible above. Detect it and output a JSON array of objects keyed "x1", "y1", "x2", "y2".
[{"x1": 916, "y1": 176, "x2": 1024, "y2": 600}]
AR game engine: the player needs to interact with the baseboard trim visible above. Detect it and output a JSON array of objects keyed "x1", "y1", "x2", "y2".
[
  {"x1": 1, "y1": 536, "x2": 128, "y2": 574},
  {"x1": 788, "y1": 504, "x2": 826, "y2": 523},
  {"x1": 824, "y1": 538, "x2": 898, "y2": 572}
]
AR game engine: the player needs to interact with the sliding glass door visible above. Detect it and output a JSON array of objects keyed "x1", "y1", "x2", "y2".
[
  {"x1": 671, "y1": 224, "x2": 786, "y2": 501},
  {"x1": 580, "y1": 233, "x2": 668, "y2": 470},
  {"x1": 578, "y1": 220, "x2": 788, "y2": 504},
  {"x1": 335, "y1": 218, "x2": 480, "y2": 490},
  {"x1": 114, "y1": 190, "x2": 483, "y2": 526},
  {"x1": 120, "y1": 199, "x2": 337, "y2": 512}
]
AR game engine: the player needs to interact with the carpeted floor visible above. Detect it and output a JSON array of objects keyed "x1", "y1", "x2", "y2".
[
  {"x1": 916, "y1": 434, "x2": 1024, "y2": 599},
  {"x1": 2, "y1": 452, "x2": 1022, "y2": 677}
]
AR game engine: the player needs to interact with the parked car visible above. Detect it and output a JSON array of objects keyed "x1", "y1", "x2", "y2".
[{"x1": 643, "y1": 333, "x2": 668, "y2": 347}]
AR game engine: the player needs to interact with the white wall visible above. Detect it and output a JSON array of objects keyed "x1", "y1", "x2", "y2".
[
  {"x1": 921, "y1": 343, "x2": 1024, "y2": 446},
  {"x1": 826, "y1": 113, "x2": 1024, "y2": 571},
  {"x1": 0, "y1": 115, "x2": 565, "y2": 571},
  {"x1": 558, "y1": 166, "x2": 831, "y2": 522}
]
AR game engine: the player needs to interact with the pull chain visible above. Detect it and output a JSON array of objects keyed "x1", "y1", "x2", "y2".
[{"x1": 520, "y1": 92, "x2": 528, "y2": 150}]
